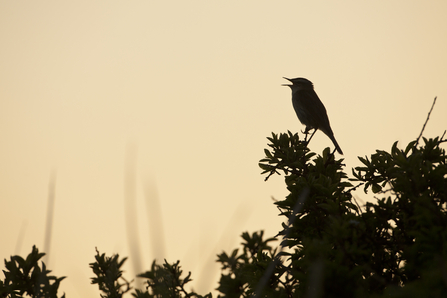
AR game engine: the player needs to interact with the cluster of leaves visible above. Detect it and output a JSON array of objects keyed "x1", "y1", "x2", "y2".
[
  {"x1": 2, "y1": 131, "x2": 446, "y2": 298},
  {"x1": 351, "y1": 136, "x2": 447, "y2": 297},
  {"x1": 0, "y1": 245, "x2": 65, "y2": 298},
  {"x1": 241, "y1": 131, "x2": 446, "y2": 297},
  {"x1": 90, "y1": 249, "x2": 131, "y2": 298},
  {"x1": 216, "y1": 231, "x2": 281, "y2": 297},
  {"x1": 90, "y1": 249, "x2": 211, "y2": 298},
  {"x1": 134, "y1": 260, "x2": 211, "y2": 298}
]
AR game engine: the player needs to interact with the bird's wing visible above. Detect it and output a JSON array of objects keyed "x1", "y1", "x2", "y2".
[{"x1": 300, "y1": 90, "x2": 330, "y2": 128}]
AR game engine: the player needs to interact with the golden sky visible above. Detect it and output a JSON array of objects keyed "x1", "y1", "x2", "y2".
[{"x1": 1, "y1": 1, "x2": 446, "y2": 296}]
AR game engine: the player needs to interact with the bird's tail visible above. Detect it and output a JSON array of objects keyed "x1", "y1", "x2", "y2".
[{"x1": 329, "y1": 135, "x2": 343, "y2": 155}]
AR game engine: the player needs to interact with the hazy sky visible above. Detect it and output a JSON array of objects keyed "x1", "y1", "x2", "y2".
[{"x1": 1, "y1": 1, "x2": 446, "y2": 296}]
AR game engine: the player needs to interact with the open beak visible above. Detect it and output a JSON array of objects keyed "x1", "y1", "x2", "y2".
[{"x1": 282, "y1": 77, "x2": 292, "y2": 86}]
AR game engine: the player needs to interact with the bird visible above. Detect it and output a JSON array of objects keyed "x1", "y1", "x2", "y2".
[{"x1": 283, "y1": 77, "x2": 343, "y2": 155}]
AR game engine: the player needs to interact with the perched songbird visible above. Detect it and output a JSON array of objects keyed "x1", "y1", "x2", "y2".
[{"x1": 283, "y1": 77, "x2": 343, "y2": 155}]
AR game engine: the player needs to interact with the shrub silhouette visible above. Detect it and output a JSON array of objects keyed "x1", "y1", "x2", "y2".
[{"x1": 2, "y1": 129, "x2": 446, "y2": 298}]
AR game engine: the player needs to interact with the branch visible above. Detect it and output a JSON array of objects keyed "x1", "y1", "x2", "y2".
[{"x1": 415, "y1": 96, "x2": 437, "y2": 147}]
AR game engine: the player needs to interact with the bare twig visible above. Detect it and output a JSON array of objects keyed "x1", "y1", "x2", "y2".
[
  {"x1": 415, "y1": 96, "x2": 437, "y2": 147},
  {"x1": 345, "y1": 182, "x2": 364, "y2": 194},
  {"x1": 440, "y1": 130, "x2": 446, "y2": 142}
]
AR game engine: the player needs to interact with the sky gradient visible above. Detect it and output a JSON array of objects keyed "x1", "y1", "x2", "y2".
[{"x1": 1, "y1": 1, "x2": 447, "y2": 296}]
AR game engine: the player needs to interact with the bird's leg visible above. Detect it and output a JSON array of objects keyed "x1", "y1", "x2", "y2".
[
  {"x1": 306, "y1": 128, "x2": 317, "y2": 144},
  {"x1": 303, "y1": 126, "x2": 312, "y2": 143}
]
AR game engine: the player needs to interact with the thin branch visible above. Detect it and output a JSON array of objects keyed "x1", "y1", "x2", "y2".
[
  {"x1": 415, "y1": 96, "x2": 437, "y2": 147},
  {"x1": 345, "y1": 182, "x2": 364, "y2": 194}
]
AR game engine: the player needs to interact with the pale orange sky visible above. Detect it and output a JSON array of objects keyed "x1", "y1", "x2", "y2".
[{"x1": 1, "y1": 1, "x2": 447, "y2": 296}]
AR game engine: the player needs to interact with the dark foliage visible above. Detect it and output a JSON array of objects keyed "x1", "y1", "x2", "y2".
[
  {"x1": 0, "y1": 246, "x2": 65, "y2": 298},
  {"x1": 90, "y1": 248, "x2": 131, "y2": 298},
  {"x1": 2, "y1": 130, "x2": 446, "y2": 298},
  {"x1": 218, "y1": 131, "x2": 446, "y2": 298}
]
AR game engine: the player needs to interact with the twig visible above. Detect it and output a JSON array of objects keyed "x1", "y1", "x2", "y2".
[
  {"x1": 345, "y1": 182, "x2": 364, "y2": 194},
  {"x1": 415, "y1": 96, "x2": 437, "y2": 147}
]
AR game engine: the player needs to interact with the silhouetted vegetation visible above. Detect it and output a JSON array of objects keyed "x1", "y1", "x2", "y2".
[
  {"x1": 0, "y1": 246, "x2": 65, "y2": 298},
  {"x1": 2, "y1": 128, "x2": 446, "y2": 297}
]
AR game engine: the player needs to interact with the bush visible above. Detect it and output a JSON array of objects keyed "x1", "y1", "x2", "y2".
[
  {"x1": 2, "y1": 130, "x2": 446, "y2": 298},
  {"x1": 0, "y1": 246, "x2": 65, "y2": 298}
]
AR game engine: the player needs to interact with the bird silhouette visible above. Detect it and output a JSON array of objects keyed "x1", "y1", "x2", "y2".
[{"x1": 283, "y1": 77, "x2": 343, "y2": 155}]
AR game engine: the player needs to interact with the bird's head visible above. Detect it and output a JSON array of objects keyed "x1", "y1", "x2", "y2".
[{"x1": 282, "y1": 77, "x2": 314, "y2": 90}]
